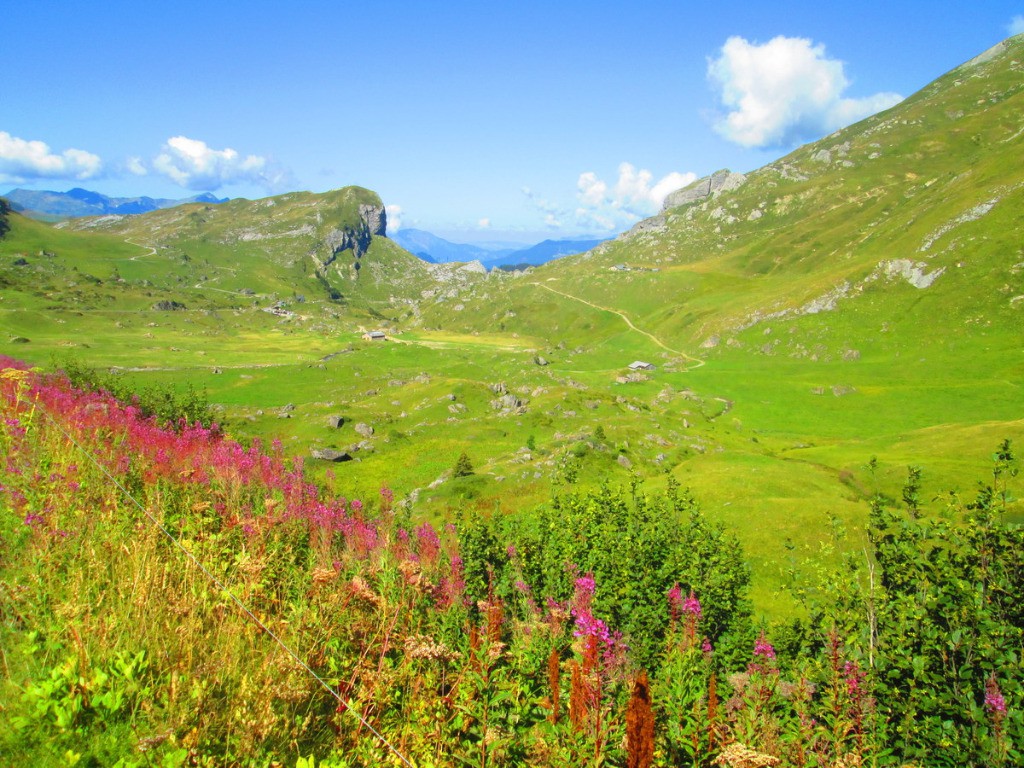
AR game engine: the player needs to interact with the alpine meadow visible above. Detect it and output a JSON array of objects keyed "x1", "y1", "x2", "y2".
[{"x1": 1, "y1": 30, "x2": 1023, "y2": 768}]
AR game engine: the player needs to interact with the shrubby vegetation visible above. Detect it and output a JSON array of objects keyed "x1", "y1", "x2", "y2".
[{"x1": 1, "y1": 357, "x2": 1019, "y2": 766}]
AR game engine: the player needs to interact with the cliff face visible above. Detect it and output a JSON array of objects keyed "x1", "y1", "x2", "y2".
[
  {"x1": 319, "y1": 202, "x2": 387, "y2": 273},
  {"x1": 661, "y1": 169, "x2": 747, "y2": 210}
]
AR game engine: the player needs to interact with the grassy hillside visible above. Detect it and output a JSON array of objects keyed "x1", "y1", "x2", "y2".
[{"x1": 2, "y1": 39, "x2": 1023, "y2": 616}]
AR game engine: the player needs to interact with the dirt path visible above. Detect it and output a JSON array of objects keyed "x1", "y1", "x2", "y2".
[
  {"x1": 530, "y1": 281, "x2": 705, "y2": 369},
  {"x1": 126, "y1": 239, "x2": 157, "y2": 260}
]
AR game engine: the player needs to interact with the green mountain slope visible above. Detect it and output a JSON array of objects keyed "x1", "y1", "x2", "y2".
[{"x1": 2, "y1": 39, "x2": 1022, "y2": 616}]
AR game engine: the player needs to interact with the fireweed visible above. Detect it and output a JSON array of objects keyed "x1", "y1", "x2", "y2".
[{"x1": 2, "y1": 357, "x2": 1020, "y2": 767}]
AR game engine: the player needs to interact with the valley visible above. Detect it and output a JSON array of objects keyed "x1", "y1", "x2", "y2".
[
  {"x1": 3, "y1": 38, "x2": 1023, "y2": 619},
  {"x1": 2, "y1": 28, "x2": 1024, "y2": 768}
]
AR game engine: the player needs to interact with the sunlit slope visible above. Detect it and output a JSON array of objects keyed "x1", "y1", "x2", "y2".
[
  {"x1": 57, "y1": 186, "x2": 436, "y2": 309},
  {"x1": 403, "y1": 37, "x2": 1024, "y2": 608}
]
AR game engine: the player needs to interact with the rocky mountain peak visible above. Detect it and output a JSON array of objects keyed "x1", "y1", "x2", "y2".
[{"x1": 662, "y1": 169, "x2": 747, "y2": 210}]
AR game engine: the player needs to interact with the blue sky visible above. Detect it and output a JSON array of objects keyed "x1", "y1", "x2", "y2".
[{"x1": 3, "y1": 1, "x2": 1023, "y2": 243}]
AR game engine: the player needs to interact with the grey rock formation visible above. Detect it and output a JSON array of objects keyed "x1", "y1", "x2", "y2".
[
  {"x1": 318, "y1": 202, "x2": 387, "y2": 272},
  {"x1": 359, "y1": 203, "x2": 387, "y2": 237},
  {"x1": 311, "y1": 448, "x2": 353, "y2": 462},
  {"x1": 152, "y1": 300, "x2": 186, "y2": 311},
  {"x1": 326, "y1": 415, "x2": 345, "y2": 429},
  {"x1": 354, "y1": 422, "x2": 374, "y2": 438},
  {"x1": 662, "y1": 169, "x2": 747, "y2": 211},
  {"x1": 491, "y1": 393, "x2": 527, "y2": 414}
]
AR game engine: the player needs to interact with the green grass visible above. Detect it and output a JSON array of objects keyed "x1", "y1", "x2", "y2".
[{"x1": 2, "y1": 38, "x2": 1023, "y2": 619}]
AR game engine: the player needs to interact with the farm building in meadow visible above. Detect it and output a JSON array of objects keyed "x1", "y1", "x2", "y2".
[
  {"x1": 362, "y1": 331, "x2": 387, "y2": 341},
  {"x1": 628, "y1": 361, "x2": 655, "y2": 371}
]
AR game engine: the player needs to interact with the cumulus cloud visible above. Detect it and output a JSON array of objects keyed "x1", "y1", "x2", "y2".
[
  {"x1": 385, "y1": 204, "x2": 403, "y2": 231},
  {"x1": 574, "y1": 163, "x2": 696, "y2": 231},
  {"x1": 153, "y1": 136, "x2": 288, "y2": 191},
  {"x1": 525, "y1": 163, "x2": 695, "y2": 233},
  {"x1": 0, "y1": 131, "x2": 102, "y2": 183},
  {"x1": 126, "y1": 156, "x2": 148, "y2": 176},
  {"x1": 1010, "y1": 15, "x2": 1024, "y2": 35},
  {"x1": 708, "y1": 35, "x2": 903, "y2": 148}
]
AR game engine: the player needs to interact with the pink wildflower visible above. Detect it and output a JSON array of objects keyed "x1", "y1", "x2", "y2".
[
  {"x1": 682, "y1": 590, "x2": 702, "y2": 619},
  {"x1": 754, "y1": 632, "x2": 776, "y2": 660},
  {"x1": 985, "y1": 674, "x2": 1007, "y2": 716}
]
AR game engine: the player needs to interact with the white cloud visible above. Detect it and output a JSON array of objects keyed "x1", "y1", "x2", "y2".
[
  {"x1": 126, "y1": 156, "x2": 148, "y2": 176},
  {"x1": 477, "y1": 218, "x2": 491, "y2": 229},
  {"x1": 573, "y1": 163, "x2": 697, "y2": 231},
  {"x1": 1010, "y1": 15, "x2": 1024, "y2": 35},
  {"x1": 385, "y1": 204, "x2": 403, "y2": 231},
  {"x1": 708, "y1": 35, "x2": 903, "y2": 148},
  {"x1": 153, "y1": 136, "x2": 287, "y2": 191},
  {"x1": 577, "y1": 172, "x2": 607, "y2": 207},
  {"x1": 524, "y1": 163, "x2": 694, "y2": 234},
  {"x1": 0, "y1": 131, "x2": 102, "y2": 183}
]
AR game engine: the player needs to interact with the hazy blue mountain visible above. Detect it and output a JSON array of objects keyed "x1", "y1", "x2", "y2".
[
  {"x1": 2, "y1": 187, "x2": 228, "y2": 219},
  {"x1": 392, "y1": 228, "x2": 608, "y2": 268},
  {"x1": 390, "y1": 228, "x2": 514, "y2": 264},
  {"x1": 482, "y1": 237, "x2": 609, "y2": 268}
]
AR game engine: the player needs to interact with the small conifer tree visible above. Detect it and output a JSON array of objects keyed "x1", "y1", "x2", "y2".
[{"x1": 454, "y1": 451, "x2": 474, "y2": 477}]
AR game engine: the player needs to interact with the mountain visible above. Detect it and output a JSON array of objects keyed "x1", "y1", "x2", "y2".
[
  {"x1": 2, "y1": 187, "x2": 228, "y2": 220},
  {"x1": 391, "y1": 227, "x2": 609, "y2": 268},
  {"x1": 390, "y1": 227, "x2": 513, "y2": 264},
  {"x1": 3, "y1": 36, "x2": 1023, "y2": 618},
  {"x1": 483, "y1": 237, "x2": 609, "y2": 269}
]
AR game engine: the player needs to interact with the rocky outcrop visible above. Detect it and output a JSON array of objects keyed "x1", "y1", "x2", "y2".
[
  {"x1": 152, "y1": 300, "x2": 186, "y2": 311},
  {"x1": 318, "y1": 203, "x2": 387, "y2": 272},
  {"x1": 311, "y1": 448, "x2": 353, "y2": 462},
  {"x1": 359, "y1": 204, "x2": 386, "y2": 237},
  {"x1": 662, "y1": 169, "x2": 747, "y2": 211}
]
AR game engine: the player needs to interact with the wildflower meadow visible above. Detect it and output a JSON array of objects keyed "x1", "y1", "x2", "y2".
[{"x1": 0, "y1": 356, "x2": 1020, "y2": 766}]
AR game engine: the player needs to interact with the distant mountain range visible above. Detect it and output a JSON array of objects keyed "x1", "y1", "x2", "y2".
[
  {"x1": 1, "y1": 187, "x2": 228, "y2": 220},
  {"x1": 390, "y1": 227, "x2": 609, "y2": 268}
]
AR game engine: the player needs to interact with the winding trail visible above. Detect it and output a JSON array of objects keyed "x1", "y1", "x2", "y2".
[
  {"x1": 126, "y1": 239, "x2": 157, "y2": 260},
  {"x1": 529, "y1": 281, "x2": 705, "y2": 370}
]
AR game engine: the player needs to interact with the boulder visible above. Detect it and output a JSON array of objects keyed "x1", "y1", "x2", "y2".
[
  {"x1": 354, "y1": 422, "x2": 374, "y2": 438},
  {"x1": 311, "y1": 448, "x2": 352, "y2": 462},
  {"x1": 662, "y1": 169, "x2": 747, "y2": 210}
]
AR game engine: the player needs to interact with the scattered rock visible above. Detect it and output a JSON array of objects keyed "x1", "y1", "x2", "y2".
[
  {"x1": 326, "y1": 415, "x2": 345, "y2": 429},
  {"x1": 491, "y1": 393, "x2": 527, "y2": 414},
  {"x1": 311, "y1": 448, "x2": 352, "y2": 462},
  {"x1": 662, "y1": 169, "x2": 747, "y2": 210},
  {"x1": 617, "y1": 454, "x2": 633, "y2": 469},
  {"x1": 354, "y1": 423, "x2": 374, "y2": 438},
  {"x1": 534, "y1": 356, "x2": 549, "y2": 366},
  {"x1": 152, "y1": 300, "x2": 186, "y2": 311}
]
